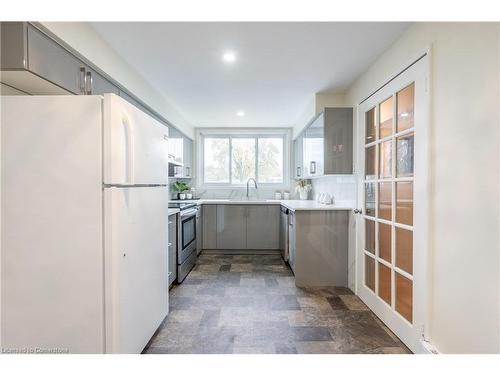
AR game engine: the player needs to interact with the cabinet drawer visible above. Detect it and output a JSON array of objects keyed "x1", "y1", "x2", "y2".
[{"x1": 27, "y1": 24, "x2": 84, "y2": 94}]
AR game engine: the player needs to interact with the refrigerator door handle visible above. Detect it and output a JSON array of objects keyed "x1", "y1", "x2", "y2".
[{"x1": 122, "y1": 114, "x2": 135, "y2": 185}]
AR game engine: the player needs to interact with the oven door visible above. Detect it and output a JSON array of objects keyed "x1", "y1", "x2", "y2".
[{"x1": 178, "y1": 208, "x2": 197, "y2": 264}]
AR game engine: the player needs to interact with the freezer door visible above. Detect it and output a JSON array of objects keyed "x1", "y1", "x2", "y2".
[
  {"x1": 103, "y1": 94, "x2": 169, "y2": 185},
  {"x1": 104, "y1": 186, "x2": 169, "y2": 353}
]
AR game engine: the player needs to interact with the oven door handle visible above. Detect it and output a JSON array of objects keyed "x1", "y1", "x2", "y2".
[{"x1": 181, "y1": 208, "x2": 198, "y2": 218}]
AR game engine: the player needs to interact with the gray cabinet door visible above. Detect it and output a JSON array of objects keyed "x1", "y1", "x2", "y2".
[
  {"x1": 324, "y1": 108, "x2": 353, "y2": 174},
  {"x1": 246, "y1": 205, "x2": 279, "y2": 249},
  {"x1": 216, "y1": 205, "x2": 246, "y2": 249},
  {"x1": 202, "y1": 204, "x2": 217, "y2": 249},
  {"x1": 293, "y1": 134, "x2": 304, "y2": 179},
  {"x1": 183, "y1": 138, "x2": 193, "y2": 178},
  {"x1": 304, "y1": 112, "x2": 325, "y2": 177},
  {"x1": 27, "y1": 24, "x2": 84, "y2": 94},
  {"x1": 87, "y1": 68, "x2": 120, "y2": 95},
  {"x1": 168, "y1": 214, "x2": 178, "y2": 286}
]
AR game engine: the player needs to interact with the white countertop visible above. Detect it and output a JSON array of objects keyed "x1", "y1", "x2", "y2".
[{"x1": 173, "y1": 199, "x2": 354, "y2": 211}]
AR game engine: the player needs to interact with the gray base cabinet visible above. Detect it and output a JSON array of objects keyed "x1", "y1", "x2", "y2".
[
  {"x1": 168, "y1": 213, "x2": 178, "y2": 286},
  {"x1": 216, "y1": 205, "x2": 247, "y2": 249},
  {"x1": 202, "y1": 205, "x2": 217, "y2": 249},
  {"x1": 202, "y1": 204, "x2": 279, "y2": 250},
  {"x1": 247, "y1": 205, "x2": 279, "y2": 249}
]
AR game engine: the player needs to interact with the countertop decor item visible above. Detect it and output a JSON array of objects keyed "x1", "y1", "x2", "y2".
[
  {"x1": 173, "y1": 181, "x2": 190, "y2": 199},
  {"x1": 295, "y1": 179, "x2": 312, "y2": 200}
]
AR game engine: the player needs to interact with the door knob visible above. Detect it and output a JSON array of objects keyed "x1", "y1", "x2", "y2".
[{"x1": 353, "y1": 209, "x2": 363, "y2": 214}]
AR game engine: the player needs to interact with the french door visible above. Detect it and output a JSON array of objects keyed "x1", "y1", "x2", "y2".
[{"x1": 356, "y1": 55, "x2": 429, "y2": 353}]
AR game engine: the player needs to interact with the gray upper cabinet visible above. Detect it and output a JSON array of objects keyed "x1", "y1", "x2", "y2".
[
  {"x1": 293, "y1": 134, "x2": 304, "y2": 179},
  {"x1": 87, "y1": 68, "x2": 120, "y2": 95},
  {"x1": 183, "y1": 138, "x2": 193, "y2": 178},
  {"x1": 216, "y1": 205, "x2": 247, "y2": 249},
  {"x1": 27, "y1": 24, "x2": 85, "y2": 94},
  {"x1": 324, "y1": 108, "x2": 353, "y2": 175},
  {"x1": 246, "y1": 205, "x2": 279, "y2": 249},
  {"x1": 298, "y1": 107, "x2": 353, "y2": 177}
]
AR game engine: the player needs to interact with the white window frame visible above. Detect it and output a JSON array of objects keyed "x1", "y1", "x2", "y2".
[{"x1": 196, "y1": 128, "x2": 291, "y2": 190}]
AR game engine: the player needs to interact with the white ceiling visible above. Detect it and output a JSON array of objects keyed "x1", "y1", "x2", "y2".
[{"x1": 90, "y1": 22, "x2": 410, "y2": 127}]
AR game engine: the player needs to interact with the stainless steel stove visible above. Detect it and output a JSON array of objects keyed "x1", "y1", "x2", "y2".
[{"x1": 168, "y1": 201, "x2": 198, "y2": 282}]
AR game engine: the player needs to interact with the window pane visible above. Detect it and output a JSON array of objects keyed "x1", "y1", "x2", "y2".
[
  {"x1": 396, "y1": 227, "x2": 413, "y2": 275},
  {"x1": 204, "y1": 138, "x2": 230, "y2": 183},
  {"x1": 365, "y1": 219, "x2": 375, "y2": 254},
  {"x1": 397, "y1": 83, "x2": 414, "y2": 132},
  {"x1": 379, "y1": 140, "x2": 392, "y2": 178},
  {"x1": 258, "y1": 138, "x2": 283, "y2": 183},
  {"x1": 365, "y1": 107, "x2": 376, "y2": 143},
  {"x1": 378, "y1": 182, "x2": 392, "y2": 221},
  {"x1": 378, "y1": 262, "x2": 392, "y2": 305},
  {"x1": 231, "y1": 138, "x2": 256, "y2": 184},
  {"x1": 396, "y1": 182, "x2": 413, "y2": 225},
  {"x1": 365, "y1": 255, "x2": 375, "y2": 292},
  {"x1": 379, "y1": 222, "x2": 391, "y2": 262},
  {"x1": 396, "y1": 273, "x2": 413, "y2": 323},
  {"x1": 365, "y1": 182, "x2": 375, "y2": 217},
  {"x1": 397, "y1": 133, "x2": 414, "y2": 177},
  {"x1": 379, "y1": 96, "x2": 393, "y2": 138},
  {"x1": 365, "y1": 145, "x2": 376, "y2": 180}
]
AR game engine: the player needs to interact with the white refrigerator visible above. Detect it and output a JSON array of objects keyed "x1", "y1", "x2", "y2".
[{"x1": 1, "y1": 94, "x2": 169, "y2": 353}]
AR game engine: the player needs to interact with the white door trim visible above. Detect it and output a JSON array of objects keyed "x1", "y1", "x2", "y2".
[{"x1": 354, "y1": 52, "x2": 431, "y2": 354}]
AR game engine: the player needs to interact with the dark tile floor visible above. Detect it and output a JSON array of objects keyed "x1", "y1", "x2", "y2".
[{"x1": 143, "y1": 253, "x2": 411, "y2": 354}]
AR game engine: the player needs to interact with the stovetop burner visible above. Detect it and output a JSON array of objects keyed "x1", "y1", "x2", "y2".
[{"x1": 168, "y1": 202, "x2": 197, "y2": 210}]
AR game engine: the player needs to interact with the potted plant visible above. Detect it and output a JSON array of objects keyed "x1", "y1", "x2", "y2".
[
  {"x1": 295, "y1": 179, "x2": 312, "y2": 200},
  {"x1": 172, "y1": 181, "x2": 190, "y2": 199}
]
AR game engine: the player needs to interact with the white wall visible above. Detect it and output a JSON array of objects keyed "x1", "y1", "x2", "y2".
[
  {"x1": 346, "y1": 22, "x2": 500, "y2": 354},
  {"x1": 40, "y1": 22, "x2": 194, "y2": 139}
]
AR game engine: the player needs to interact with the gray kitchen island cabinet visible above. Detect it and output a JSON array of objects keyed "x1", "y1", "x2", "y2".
[{"x1": 291, "y1": 210, "x2": 349, "y2": 287}]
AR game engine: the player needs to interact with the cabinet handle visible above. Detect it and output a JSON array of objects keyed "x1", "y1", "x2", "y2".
[
  {"x1": 85, "y1": 71, "x2": 92, "y2": 95},
  {"x1": 168, "y1": 242, "x2": 172, "y2": 247},
  {"x1": 310, "y1": 161, "x2": 316, "y2": 174},
  {"x1": 79, "y1": 67, "x2": 86, "y2": 94},
  {"x1": 353, "y1": 209, "x2": 363, "y2": 214},
  {"x1": 297, "y1": 166, "x2": 301, "y2": 177}
]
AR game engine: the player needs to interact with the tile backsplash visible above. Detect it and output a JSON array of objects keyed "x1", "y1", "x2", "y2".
[{"x1": 310, "y1": 175, "x2": 356, "y2": 204}]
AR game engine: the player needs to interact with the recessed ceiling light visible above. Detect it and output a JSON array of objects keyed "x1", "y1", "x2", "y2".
[
  {"x1": 222, "y1": 51, "x2": 236, "y2": 63},
  {"x1": 236, "y1": 111, "x2": 245, "y2": 117}
]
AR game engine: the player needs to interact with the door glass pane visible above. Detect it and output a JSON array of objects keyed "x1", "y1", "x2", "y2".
[
  {"x1": 204, "y1": 137, "x2": 230, "y2": 183},
  {"x1": 365, "y1": 145, "x2": 376, "y2": 180},
  {"x1": 397, "y1": 133, "x2": 414, "y2": 177},
  {"x1": 365, "y1": 219, "x2": 375, "y2": 254},
  {"x1": 378, "y1": 182, "x2": 392, "y2": 221},
  {"x1": 258, "y1": 138, "x2": 283, "y2": 183},
  {"x1": 365, "y1": 255, "x2": 375, "y2": 292},
  {"x1": 396, "y1": 227, "x2": 413, "y2": 274},
  {"x1": 365, "y1": 182, "x2": 375, "y2": 217},
  {"x1": 379, "y1": 222, "x2": 391, "y2": 262},
  {"x1": 396, "y1": 273, "x2": 413, "y2": 323},
  {"x1": 379, "y1": 140, "x2": 392, "y2": 178},
  {"x1": 378, "y1": 262, "x2": 392, "y2": 305},
  {"x1": 396, "y1": 182, "x2": 413, "y2": 225},
  {"x1": 231, "y1": 138, "x2": 256, "y2": 184},
  {"x1": 379, "y1": 97, "x2": 393, "y2": 138},
  {"x1": 365, "y1": 107, "x2": 376, "y2": 143},
  {"x1": 397, "y1": 83, "x2": 414, "y2": 132}
]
